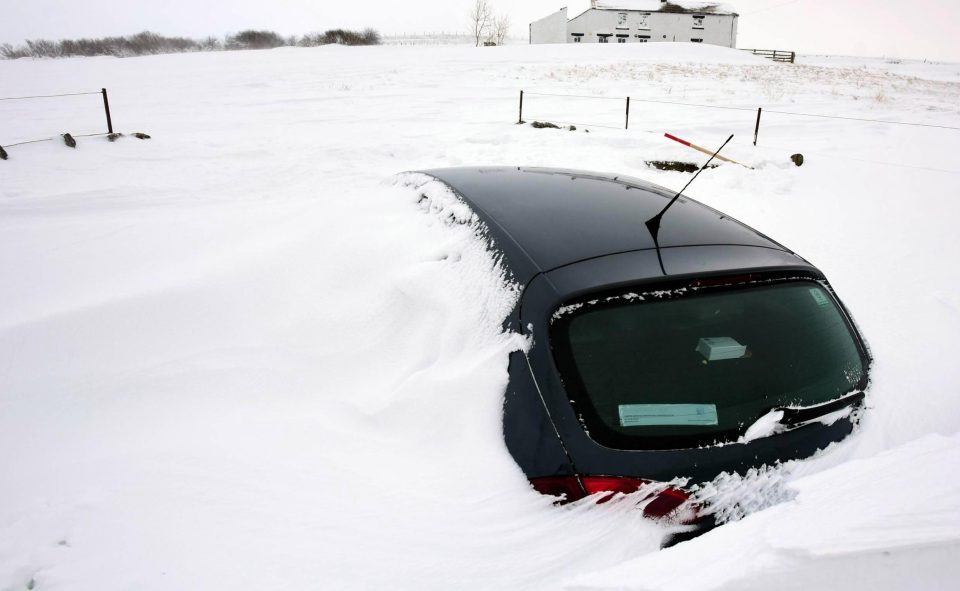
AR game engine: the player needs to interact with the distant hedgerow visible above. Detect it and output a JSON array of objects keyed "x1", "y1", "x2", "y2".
[
  {"x1": 0, "y1": 27, "x2": 381, "y2": 59},
  {"x1": 1, "y1": 32, "x2": 207, "y2": 58}
]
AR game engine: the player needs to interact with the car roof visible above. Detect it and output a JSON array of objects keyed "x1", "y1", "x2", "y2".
[{"x1": 418, "y1": 166, "x2": 788, "y2": 284}]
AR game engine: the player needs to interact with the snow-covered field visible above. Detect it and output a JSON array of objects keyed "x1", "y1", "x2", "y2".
[{"x1": 1, "y1": 43, "x2": 959, "y2": 590}]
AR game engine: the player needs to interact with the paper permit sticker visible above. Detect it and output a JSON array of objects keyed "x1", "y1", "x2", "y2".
[{"x1": 618, "y1": 404, "x2": 719, "y2": 427}]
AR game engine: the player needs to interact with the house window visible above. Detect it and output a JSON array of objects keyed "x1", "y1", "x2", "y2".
[
  {"x1": 618, "y1": 37, "x2": 627, "y2": 43},
  {"x1": 598, "y1": 34, "x2": 612, "y2": 43},
  {"x1": 693, "y1": 15, "x2": 705, "y2": 29},
  {"x1": 691, "y1": 38, "x2": 703, "y2": 43},
  {"x1": 572, "y1": 33, "x2": 583, "y2": 43},
  {"x1": 635, "y1": 34, "x2": 650, "y2": 43},
  {"x1": 574, "y1": 36, "x2": 581, "y2": 43}
]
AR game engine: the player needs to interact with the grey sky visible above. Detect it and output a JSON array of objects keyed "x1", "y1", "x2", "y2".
[{"x1": 2, "y1": 1, "x2": 958, "y2": 62}]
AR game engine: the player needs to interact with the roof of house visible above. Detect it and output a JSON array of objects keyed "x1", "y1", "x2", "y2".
[{"x1": 593, "y1": 1, "x2": 737, "y2": 15}]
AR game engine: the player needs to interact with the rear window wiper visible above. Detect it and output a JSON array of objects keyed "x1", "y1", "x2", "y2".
[
  {"x1": 777, "y1": 391, "x2": 866, "y2": 427},
  {"x1": 741, "y1": 392, "x2": 865, "y2": 443}
]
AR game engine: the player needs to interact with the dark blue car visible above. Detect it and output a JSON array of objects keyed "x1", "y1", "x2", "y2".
[{"x1": 416, "y1": 166, "x2": 871, "y2": 528}]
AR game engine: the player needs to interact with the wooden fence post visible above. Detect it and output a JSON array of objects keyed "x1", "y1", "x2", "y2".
[
  {"x1": 625, "y1": 96, "x2": 631, "y2": 130},
  {"x1": 101, "y1": 88, "x2": 114, "y2": 134},
  {"x1": 518, "y1": 90, "x2": 524, "y2": 124},
  {"x1": 753, "y1": 107, "x2": 762, "y2": 146}
]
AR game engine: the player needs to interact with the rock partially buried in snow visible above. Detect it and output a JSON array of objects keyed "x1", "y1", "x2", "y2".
[
  {"x1": 133, "y1": 132, "x2": 151, "y2": 140},
  {"x1": 531, "y1": 121, "x2": 561, "y2": 129},
  {"x1": 646, "y1": 160, "x2": 718, "y2": 173},
  {"x1": 62, "y1": 133, "x2": 76, "y2": 148}
]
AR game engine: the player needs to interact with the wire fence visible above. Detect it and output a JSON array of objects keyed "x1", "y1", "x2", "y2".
[
  {"x1": 523, "y1": 91, "x2": 624, "y2": 101},
  {"x1": 0, "y1": 88, "x2": 114, "y2": 153},
  {"x1": 751, "y1": 140, "x2": 960, "y2": 175},
  {"x1": 518, "y1": 89, "x2": 960, "y2": 133},
  {"x1": 0, "y1": 91, "x2": 103, "y2": 101},
  {"x1": 517, "y1": 89, "x2": 960, "y2": 175},
  {"x1": 3, "y1": 132, "x2": 111, "y2": 148}
]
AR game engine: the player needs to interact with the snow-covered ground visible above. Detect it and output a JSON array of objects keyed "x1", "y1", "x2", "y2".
[{"x1": 1, "y1": 43, "x2": 959, "y2": 590}]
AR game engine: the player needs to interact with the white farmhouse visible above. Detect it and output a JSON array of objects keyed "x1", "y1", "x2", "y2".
[{"x1": 530, "y1": 1, "x2": 738, "y2": 48}]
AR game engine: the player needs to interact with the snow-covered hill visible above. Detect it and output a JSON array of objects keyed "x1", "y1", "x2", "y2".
[{"x1": 2, "y1": 43, "x2": 959, "y2": 590}]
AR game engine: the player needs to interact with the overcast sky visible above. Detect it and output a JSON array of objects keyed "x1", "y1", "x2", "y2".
[{"x1": 2, "y1": 0, "x2": 958, "y2": 62}]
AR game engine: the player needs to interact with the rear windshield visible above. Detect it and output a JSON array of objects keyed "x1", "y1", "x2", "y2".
[{"x1": 551, "y1": 280, "x2": 867, "y2": 450}]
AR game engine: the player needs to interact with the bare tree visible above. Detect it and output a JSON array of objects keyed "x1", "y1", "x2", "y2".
[
  {"x1": 490, "y1": 13, "x2": 511, "y2": 46},
  {"x1": 469, "y1": 0, "x2": 493, "y2": 47}
]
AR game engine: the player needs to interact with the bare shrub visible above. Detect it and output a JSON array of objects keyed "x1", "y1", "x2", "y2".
[
  {"x1": 298, "y1": 29, "x2": 381, "y2": 47},
  {"x1": 298, "y1": 32, "x2": 326, "y2": 47},
  {"x1": 490, "y1": 14, "x2": 510, "y2": 46},
  {"x1": 26, "y1": 39, "x2": 61, "y2": 58},
  {"x1": 469, "y1": 0, "x2": 493, "y2": 47},
  {"x1": 0, "y1": 43, "x2": 30, "y2": 59},
  {"x1": 469, "y1": 2, "x2": 510, "y2": 47},
  {"x1": 200, "y1": 36, "x2": 223, "y2": 51},
  {"x1": 125, "y1": 31, "x2": 199, "y2": 55},
  {"x1": 361, "y1": 28, "x2": 381, "y2": 45},
  {"x1": 323, "y1": 29, "x2": 354, "y2": 45},
  {"x1": 225, "y1": 30, "x2": 286, "y2": 50}
]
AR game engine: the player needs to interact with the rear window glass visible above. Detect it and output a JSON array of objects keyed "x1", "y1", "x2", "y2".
[{"x1": 551, "y1": 280, "x2": 867, "y2": 450}]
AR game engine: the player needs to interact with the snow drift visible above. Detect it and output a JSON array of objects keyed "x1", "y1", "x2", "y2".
[{"x1": 2, "y1": 42, "x2": 959, "y2": 590}]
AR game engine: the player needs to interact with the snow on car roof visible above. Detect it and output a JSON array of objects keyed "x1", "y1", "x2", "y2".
[{"x1": 419, "y1": 166, "x2": 781, "y2": 281}]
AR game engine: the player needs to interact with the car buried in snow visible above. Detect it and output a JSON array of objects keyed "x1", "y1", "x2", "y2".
[{"x1": 414, "y1": 166, "x2": 871, "y2": 535}]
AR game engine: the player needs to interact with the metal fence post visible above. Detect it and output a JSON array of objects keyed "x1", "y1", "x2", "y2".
[
  {"x1": 625, "y1": 96, "x2": 631, "y2": 130},
  {"x1": 518, "y1": 90, "x2": 524, "y2": 124},
  {"x1": 753, "y1": 107, "x2": 762, "y2": 146},
  {"x1": 101, "y1": 88, "x2": 114, "y2": 134}
]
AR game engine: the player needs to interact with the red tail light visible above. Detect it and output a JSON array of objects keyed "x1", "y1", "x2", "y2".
[
  {"x1": 529, "y1": 475, "x2": 696, "y2": 522},
  {"x1": 580, "y1": 475, "x2": 646, "y2": 501}
]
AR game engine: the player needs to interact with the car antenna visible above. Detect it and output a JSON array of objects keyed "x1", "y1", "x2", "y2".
[{"x1": 645, "y1": 134, "x2": 734, "y2": 274}]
